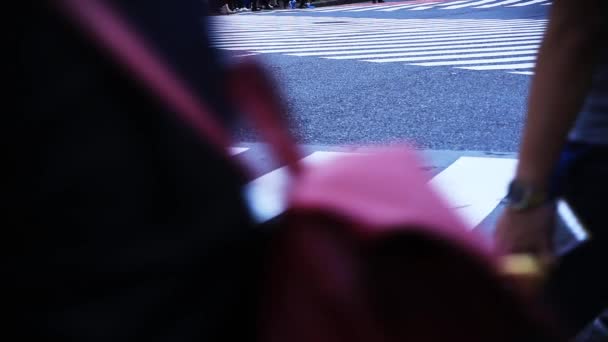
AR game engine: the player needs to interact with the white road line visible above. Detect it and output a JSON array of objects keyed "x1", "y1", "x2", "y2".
[
  {"x1": 250, "y1": 33, "x2": 544, "y2": 53},
  {"x1": 211, "y1": 18, "x2": 545, "y2": 25},
  {"x1": 215, "y1": 29, "x2": 546, "y2": 49},
  {"x1": 508, "y1": 0, "x2": 547, "y2": 6},
  {"x1": 443, "y1": 0, "x2": 500, "y2": 9},
  {"x1": 429, "y1": 157, "x2": 517, "y2": 229},
  {"x1": 214, "y1": 21, "x2": 547, "y2": 32},
  {"x1": 315, "y1": 2, "x2": 436, "y2": 12},
  {"x1": 214, "y1": 29, "x2": 545, "y2": 49},
  {"x1": 370, "y1": 2, "x2": 438, "y2": 11},
  {"x1": 213, "y1": 17, "x2": 545, "y2": 21},
  {"x1": 213, "y1": 25, "x2": 546, "y2": 44},
  {"x1": 378, "y1": 3, "x2": 436, "y2": 11},
  {"x1": 312, "y1": 8, "x2": 361, "y2": 12},
  {"x1": 215, "y1": 20, "x2": 544, "y2": 27},
  {"x1": 325, "y1": 44, "x2": 539, "y2": 60},
  {"x1": 345, "y1": 4, "x2": 390, "y2": 12},
  {"x1": 364, "y1": 49, "x2": 537, "y2": 63},
  {"x1": 213, "y1": 30, "x2": 545, "y2": 47},
  {"x1": 289, "y1": 37, "x2": 543, "y2": 56},
  {"x1": 458, "y1": 62, "x2": 536, "y2": 70},
  {"x1": 213, "y1": 25, "x2": 545, "y2": 46},
  {"x1": 310, "y1": 8, "x2": 350, "y2": 12},
  {"x1": 212, "y1": 17, "x2": 547, "y2": 74},
  {"x1": 233, "y1": 52, "x2": 260, "y2": 57},
  {"x1": 211, "y1": 21, "x2": 547, "y2": 34},
  {"x1": 310, "y1": 4, "x2": 366, "y2": 11},
  {"x1": 253, "y1": 0, "x2": 552, "y2": 12},
  {"x1": 409, "y1": 3, "x2": 444, "y2": 10},
  {"x1": 230, "y1": 147, "x2": 249, "y2": 155},
  {"x1": 509, "y1": 71, "x2": 535, "y2": 75},
  {"x1": 476, "y1": 0, "x2": 522, "y2": 8},
  {"x1": 304, "y1": 0, "x2": 549, "y2": 12},
  {"x1": 212, "y1": 23, "x2": 546, "y2": 42},
  {"x1": 436, "y1": 0, "x2": 474, "y2": 6},
  {"x1": 312, "y1": 5, "x2": 372, "y2": 12},
  {"x1": 315, "y1": 39, "x2": 541, "y2": 58},
  {"x1": 412, "y1": 55, "x2": 536, "y2": 66},
  {"x1": 215, "y1": 20, "x2": 547, "y2": 29}
]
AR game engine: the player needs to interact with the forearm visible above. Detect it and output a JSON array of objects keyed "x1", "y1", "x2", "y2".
[{"x1": 516, "y1": 1, "x2": 604, "y2": 189}]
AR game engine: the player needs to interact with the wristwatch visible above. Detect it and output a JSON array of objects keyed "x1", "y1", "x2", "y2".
[{"x1": 504, "y1": 180, "x2": 549, "y2": 211}]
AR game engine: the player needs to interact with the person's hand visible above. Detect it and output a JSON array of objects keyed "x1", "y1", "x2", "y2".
[
  {"x1": 495, "y1": 203, "x2": 556, "y2": 262},
  {"x1": 495, "y1": 204, "x2": 556, "y2": 297}
]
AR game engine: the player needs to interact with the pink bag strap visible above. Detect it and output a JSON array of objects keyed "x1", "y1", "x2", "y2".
[
  {"x1": 56, "y1": 0, "x2": 302, "y2": 176},
  {"x1": 227, "y1": 63, "x2": 303, "y2": 174}
]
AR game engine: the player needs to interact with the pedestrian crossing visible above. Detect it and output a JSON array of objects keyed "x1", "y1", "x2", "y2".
[
  {"x1": 237, "y1": 0, "x2": 552, "y2": 14},
  {"x1": 231, "y1": 145, "x2": 517, "y2": 229},
  {"x1": 210, "y1": 16, "x2": 545, "y2": 75}
]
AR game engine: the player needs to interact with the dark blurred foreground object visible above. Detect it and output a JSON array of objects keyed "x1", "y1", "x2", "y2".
[
  {"x1": 11, "y1": 1, "x2": 265, "y2": 341},
  {"x1": 576, "y1": 310, "x2": 608, "y2": 342},
  {"x1": 259, "y1": 149, "x2": 564, "y2": 342},
  {"x1": 10, "y1": 1, "x2": 565, "y2": 341}
]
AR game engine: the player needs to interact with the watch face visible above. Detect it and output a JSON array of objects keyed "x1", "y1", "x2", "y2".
[
  {"x1": 508, "y1": 181, "x2": 526, "y2": 204},
  {"x1": 506, "y1": 180, "x2": 548, "y2": 210}
]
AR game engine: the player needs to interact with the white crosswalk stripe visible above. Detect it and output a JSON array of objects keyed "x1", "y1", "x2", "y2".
[
  {"x1": 378, "y1": 3, "x2": 437, "y2": 11},
  {"x1": 345, "y1": 4, "x2": 392, "y2": 11},
  {"x1": 232, "y1": 0, "x2": 551, "y2": 14},
  {"x1": 363, "y1": 48, "x2": 538, "y2": 63},
  {"x1": 330, "y1": 44, "x2": 540, "y2": 60},
  {"x1": 476, "y1": 0, "x2": 524, "y2": 8},
  {"x1": 292, "y1": 39, "x2": 540, "y2": 59},
  {"x1": 214, "y1": 29, "x2": 546, "y2": 48},
  {"x1": 459, "y1": 62, "x2": 535, "y2": 70},
  {"x1": 289, "y1": 37, "x2": 542, "y2": 56},
  {"x1": 509, "y1": 70, "x2": 535, "y2": 75},
  {"x1": 234, "y1": 146, "x2": 517, "y2": 228},
  {"x1": 507, "y1": 0, "x2": 547, "y2": 6},
  {"x1": 210, "y1": 16, "x2": 543, "y2": 75},
  {"x1": 434, "y1": 0, "x2": 470, "y2": 6},
  {"x1": 443, "y1": 0, "x2": 497, "y2": 9},
  {"x1": 412, "y1": 55, "x2": 536, "y2": 66},
  {"x1": 410, "y1": 4, "x2": 445, "y2": 10},
  {"x1": 215, "y1": 24, "x2": 546, "y2": 43}
]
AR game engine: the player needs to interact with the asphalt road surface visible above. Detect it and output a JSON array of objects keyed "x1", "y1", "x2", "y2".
[{"x1": 211, "y1": 0, "x2": 549, "y2": 151}]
